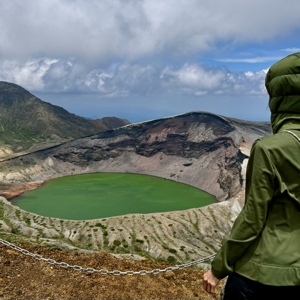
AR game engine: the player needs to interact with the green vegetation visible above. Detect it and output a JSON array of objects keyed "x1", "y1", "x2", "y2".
[
  {"x1": 23, "y1": 214, "x2": 31, "y2": 227},
  {"x1": 0, "y1": 81, "x2": 109, "y2": 155},
  {"x1": 95, "y1": 223, "x2": 107, "y2": 229},
  {"x1": 134, "y1": 246, "x2": 141, "y2": 252},
  {"x1": 162, "y1": 244, "x2": 169, "y2": 250},
  {"x1": 167, "y1": 256, "x2": 176, "y2": 263},
  {"x1": 168, "y1": 248, "x2": 177, "y2": 254}
]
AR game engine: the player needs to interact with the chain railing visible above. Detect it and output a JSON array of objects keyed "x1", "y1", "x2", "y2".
[{"x1": 0, "y1": 238, "x2": 216, "y2": 275}]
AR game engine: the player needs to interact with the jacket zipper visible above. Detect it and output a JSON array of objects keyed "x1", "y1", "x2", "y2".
[{"x1": 283, "y1": 130, "x2": 300, "y2": 142}]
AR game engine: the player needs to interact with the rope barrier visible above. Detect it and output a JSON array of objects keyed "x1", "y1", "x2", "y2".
[{"x1": 0, "y1": 238, "x2": 216, "y2": 275}]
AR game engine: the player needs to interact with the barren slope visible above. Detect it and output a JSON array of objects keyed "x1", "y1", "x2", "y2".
[
  {"x1": 0, "y1": 243, "x2": 226, "y2": 299},
  {"x1": 0, "y1": 111, "x2": 272, "y2": 299},
  {"x1": 0, "y1": 111, "x2": 270, "y2": 266},
  {"x1": 0, "y1": 111, "x2": 271, "y2": 201}
]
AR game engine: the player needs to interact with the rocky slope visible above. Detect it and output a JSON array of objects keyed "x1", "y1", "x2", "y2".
[
  {"x1": 0, "y1": 111, "x2": 271, "y2": 267},
  {"x1": 0, "y1": 111, "x2": 271, "y2": 201},
  {"x1": 0, "y1": 171, "x2": 245, "y2": 269},
  {"x1": 0, "y1": 81, "x2": 130, "y2": 159}
]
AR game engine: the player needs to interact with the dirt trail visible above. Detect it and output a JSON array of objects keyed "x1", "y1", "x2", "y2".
[{"x1": 0, "y1": 242, "x2": 225, "y2": 299}]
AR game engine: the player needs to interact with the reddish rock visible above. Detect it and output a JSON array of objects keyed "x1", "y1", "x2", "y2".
[{"x1": 0, "y1": 181, "x2": 45, "y2": 200}]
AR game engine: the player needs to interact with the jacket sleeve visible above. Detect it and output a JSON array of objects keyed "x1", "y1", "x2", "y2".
[{"x1": 211, "y1": 139, "x2": 275, "y2": 280}]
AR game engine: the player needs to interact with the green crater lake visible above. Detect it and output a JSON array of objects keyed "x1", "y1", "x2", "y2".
[{"x1": 11, "y1": 173, "x2": 217, "y2": 220}]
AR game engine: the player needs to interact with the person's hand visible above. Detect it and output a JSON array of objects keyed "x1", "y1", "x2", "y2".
[{"x1": 202, "y1": 269, "x2": 220, "y2": 298}]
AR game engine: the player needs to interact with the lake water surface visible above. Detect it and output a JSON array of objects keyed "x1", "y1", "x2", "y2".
[{"x1": 11, "y1": 173, "x2": 217, "y2": 220}]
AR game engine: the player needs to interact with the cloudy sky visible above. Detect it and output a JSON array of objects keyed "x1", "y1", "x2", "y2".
[{"x1": 1, "y1": 0, "x2": 300, "y2": 123}]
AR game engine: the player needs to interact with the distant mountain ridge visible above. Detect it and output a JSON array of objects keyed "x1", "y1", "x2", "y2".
[
  {"x1": 0, "y1": 110, "x2": 272, "y2": 201},
  {"x1": 0, "y1": 81, "x2": 130, "y2": 158},
  {"x1": 89, "y1": 117, "x2": 130, "y2": 132}
]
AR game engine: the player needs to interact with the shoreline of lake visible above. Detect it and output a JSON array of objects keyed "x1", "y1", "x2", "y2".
[{"x1": 10, "y1": 172, "x2": 217, "y2": 220}]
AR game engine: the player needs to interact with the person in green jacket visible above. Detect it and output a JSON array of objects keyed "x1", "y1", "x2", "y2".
[{"x1": 202, "y1": 52, "x2": 300, "y2": 299}]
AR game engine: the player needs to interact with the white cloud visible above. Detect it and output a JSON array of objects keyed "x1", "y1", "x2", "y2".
[
  {"x1": 0, "y1": 58, "x2": 59, "y2": 91},
  {"x1": 216, "y1": 57, "x2": 282, "y2": 63},
  {"x1": 161, "y1": 64, "x2": 225, "y2": 91},
  {"x1": 281, "y1": 48, "x2": 300, "y2": 52},
  {"x1": 159, "y1": 63, "x2": 257, "y2": 98},
  {"x1": 0, "y1": 57, "x2": 268, "y2": 97},
  {"x1": 195, "y1": 91, "x2": 207, "y2": 96},
  {"x1": 0, "y1": 0, "x2": 300, "y2": 63}
]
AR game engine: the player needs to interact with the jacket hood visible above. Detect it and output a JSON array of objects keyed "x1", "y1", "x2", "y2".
[{"x1": 265, "y1": 52, "x2": 300, "y2": 134}]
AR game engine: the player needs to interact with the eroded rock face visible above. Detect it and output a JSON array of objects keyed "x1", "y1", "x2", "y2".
[
  {"x1": 0, "y1": 156, "x2": 247, "y2": 264},
  {"x1": 0, "y1": 111, "x2": 271, "y2": 263},
  {"x1": 0, "y1": 111, "x2": 271, "y2": 202}
]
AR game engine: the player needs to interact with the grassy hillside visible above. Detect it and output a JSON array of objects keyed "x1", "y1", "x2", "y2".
[{"x1": 0, "y1": 81, "x2": 130, "y2": 158}]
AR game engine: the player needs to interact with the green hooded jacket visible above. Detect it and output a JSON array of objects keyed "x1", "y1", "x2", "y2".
[{"x1": 211, "y1": 52, "x2": 300, "y2": 286}]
